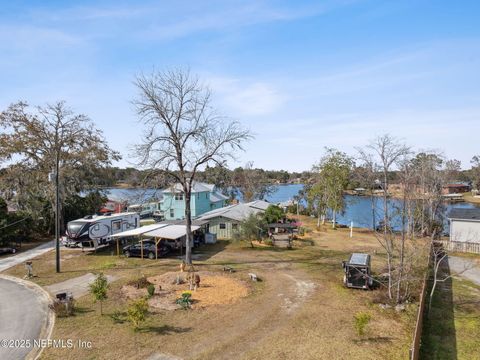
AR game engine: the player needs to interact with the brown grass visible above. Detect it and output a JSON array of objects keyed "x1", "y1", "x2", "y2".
[{"x1": 6, "y1": 215, "x2": 421, "y2": 360}]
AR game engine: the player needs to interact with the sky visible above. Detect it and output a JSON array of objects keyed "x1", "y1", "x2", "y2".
[{"x1": 0, "y1": 0, "x2": 479, "y2": 172}]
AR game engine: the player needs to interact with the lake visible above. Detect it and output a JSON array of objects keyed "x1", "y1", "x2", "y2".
[{"x1": 103, "y1": 184, "x2": 478, "y2": 230}]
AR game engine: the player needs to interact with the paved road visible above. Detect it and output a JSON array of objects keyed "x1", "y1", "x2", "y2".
[
  {"x1": 0, "y1": 241, "x2": 54, "y2": 273},
  {"x1": 0, "y1": 277, "x2": 51, "y2": 360},
  {"x1": 448, "y1": 255, "x2": 480, "y2": 286}
]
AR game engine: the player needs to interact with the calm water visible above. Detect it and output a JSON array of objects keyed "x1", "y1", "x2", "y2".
[{"x1": 103, "y1": 184, "x2": 478, "y2": 230}]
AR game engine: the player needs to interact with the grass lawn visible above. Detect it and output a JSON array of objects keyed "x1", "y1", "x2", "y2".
[
  {"x1": 5, "y1": 216, "x2": 422, "y2": 360},
  {"x1": 420, "y1": 264, "x2": 480, "y2": 360}
]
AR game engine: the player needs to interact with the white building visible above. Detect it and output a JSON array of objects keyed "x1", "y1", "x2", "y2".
[{"x1": 448, "y1": 208, "x2": 480, "y2": 244}]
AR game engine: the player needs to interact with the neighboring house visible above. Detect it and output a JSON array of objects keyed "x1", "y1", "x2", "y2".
[
  {"x1": 197, "y1": 200, "x2": 270, "y2": 239},
  {"x1": 100, "y1": 199, "x2": 128, "y2": 214},
  {"x1": 448, "y1": 208, "x2": 480, "y2": 244},
  {"x1": 443, "y1": 182, "x2": 471, "y2": 194},
  {"x1": 160, "y1": 182, "x2": 228, "y2": 220}
]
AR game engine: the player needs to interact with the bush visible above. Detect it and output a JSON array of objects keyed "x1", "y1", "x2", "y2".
[
  {"x1": 176, "y1": 291, "x2": 192, "y2": 309},
  {"x1": 353, "y1": 312, "x2": 371, "y2": 336},
  {"x1": 127, "y1": 298, "x2": 149, "y2": 331},
  {"x1": 147, "y1": 284, "x2": 155, "y2": 298}
]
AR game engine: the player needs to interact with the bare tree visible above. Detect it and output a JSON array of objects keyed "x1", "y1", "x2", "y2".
[
  {"x1": 133, "y1": 69, "x2": 251, "y2": 264},
  {"x1": 231, "y1": 162, "x2": 274, "y2": 202},
  {"x1": 358, "y1": 134, "x2": 411, "y2": 300}
]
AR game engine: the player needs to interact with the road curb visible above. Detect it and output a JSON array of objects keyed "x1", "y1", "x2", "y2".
[{"x1": 0, "y1": 274, "x2": 55, "y2": 360}]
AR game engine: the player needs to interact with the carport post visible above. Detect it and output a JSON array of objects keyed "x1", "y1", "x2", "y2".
[
  {"x1": 116, "y1": 238, "x2": 120, "y2": 257},
  {"x1": 141, "y1": 239, "x2": 144, "y2": 259},
  {"x1": 155, "y1": 237, "x2": 158, "y2": 260}
]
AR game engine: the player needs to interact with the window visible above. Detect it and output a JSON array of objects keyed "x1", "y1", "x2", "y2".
[
  {"x1": 232, "y1": 223, "x2": 238, "y2": 230},
  {"x1": 175, "y1": 193, "x2": 184, "y2": 201},
  {"x1": 219, "y1": 223, "x2": 226, "y2": 229},
  {"x1": 112, "y1": 220, "x2": 121, "y2": 231},
  {"x1": 170, "y1": 209, "x2": 175, "y2": 218}
]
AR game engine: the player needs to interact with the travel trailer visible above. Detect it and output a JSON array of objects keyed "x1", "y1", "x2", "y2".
[{"x1": 65, "y1": 212, "x2": 140, "y2": 248}]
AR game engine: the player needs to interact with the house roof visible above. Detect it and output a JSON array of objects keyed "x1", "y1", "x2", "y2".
[
  {"x1": 198, "y1": 200, "x2": 270, "y2": 222},
  {"x1": 246, "y1": 200, "x2": 271, "y2": 211},
  {"x1": 448, "y1": 208, "x2": 480, "y2": 221},
  {"x1": 210, "y1": 192, "x2": 229, "y2": 203},
  {"x1": 162, "y1": 181, "x2": 215, "y2": 193}
]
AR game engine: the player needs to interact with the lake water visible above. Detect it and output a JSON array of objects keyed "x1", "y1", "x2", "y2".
[{"x1": 103, "y1": 184, "x2": 478, "y2": 230}]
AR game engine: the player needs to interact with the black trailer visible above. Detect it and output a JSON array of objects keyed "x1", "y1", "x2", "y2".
[{"x1": 342, "y1": 253, "x2": 373, "y2": 290}]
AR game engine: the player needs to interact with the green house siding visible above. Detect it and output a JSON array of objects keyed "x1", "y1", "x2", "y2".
[
  {"x1": 207, "y1": 216, "x2": 239, "y2": 239},
  {"x1": 161, "y1": 191, "x2": 226, "y2": 220}
]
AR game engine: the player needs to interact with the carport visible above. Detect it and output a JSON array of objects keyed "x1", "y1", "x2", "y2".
[
  {"x1": 111, "y1": 224, "x2": 201, "y2": 260},
  {"x1": 110, "y1": 223, "x2": 167, "y2": 257},
  {"x1": 143, "y1": 225, "x2": 200, "y2": 259}
]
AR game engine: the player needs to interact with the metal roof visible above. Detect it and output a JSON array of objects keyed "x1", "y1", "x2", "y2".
[
  {"x1": 448, "y1": 208, "x2": 480, "y2": 221},
  {"x1": 349, "y1": 253, "x2": 370, "y2": 266},
  {"x1": 162, "y1": 181, "x2": 216, "y2": 193},
  {"x1": 110, "y1": 224, "x2": 168, "y2": 238},
  {"x1": 196, "y1": 200, "x2": 271, "y2": 222},
  {"x1": 144, "y1": 225, "x2": 200, "y2": 240}
]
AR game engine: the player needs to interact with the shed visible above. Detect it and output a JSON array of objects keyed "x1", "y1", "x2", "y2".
[{"x1": 448, "y1": 208, "x2": 480, "y2": 244}]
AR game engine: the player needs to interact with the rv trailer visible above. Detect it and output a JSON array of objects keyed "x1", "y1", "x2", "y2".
[{"x1": 65, "y1": 212, "x2": 140, "y2": 248}]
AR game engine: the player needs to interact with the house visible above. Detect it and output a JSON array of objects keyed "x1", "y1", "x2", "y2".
[
  {"x1": 197, "y1": 200, "x2": 270, "y2": 239},
  {"x1": 99, "y1": 199, "x2": 128, "y2": 214},
  {"x1": 443, "y1": 182, "x2": 471, "y2": 194},
  {"x1": 448, "y1": 208, "x2": 480, "y2": 244},
  {"x1": 160, "y1": 182, "x2": 228, "y2": 220}
]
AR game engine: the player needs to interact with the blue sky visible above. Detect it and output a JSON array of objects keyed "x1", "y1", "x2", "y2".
[{"x1": 1, "y1": 0, "x2": 479, "y2": 171}]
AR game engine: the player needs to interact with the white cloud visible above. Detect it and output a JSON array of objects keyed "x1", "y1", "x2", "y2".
[{"x1": 209, "y1": 77, "x2": 286, "y2": 116}]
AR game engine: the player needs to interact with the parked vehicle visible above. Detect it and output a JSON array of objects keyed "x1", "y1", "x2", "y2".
[
  {"x1": 342, "y1": 253, "x2": 373, "y2": 290},
  {"x1": 123, "y1": 239, "x2": 170, "y2": 259},
  {"x1": 66, "y1": 212, "x2": 140, "y2": 248},
  {"x1": 0, "y1": 246, "x2": 17, "y2": 255}
]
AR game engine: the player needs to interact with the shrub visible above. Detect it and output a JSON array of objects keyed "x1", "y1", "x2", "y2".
[
  {"x1": 353, "y1": 312, "x2": 371, "y2": 337},
  {"x1": 176, "y1": 291, "x2": 192, "y2": 309},
  {"x1": 147, "y1": 284, "x2": 155, "y2": 298},
  {"x1": 127, "y1": 298, "x2": 149, "y2": 331}
]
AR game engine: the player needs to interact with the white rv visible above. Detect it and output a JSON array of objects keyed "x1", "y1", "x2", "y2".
[{"x1": 65, "y1": 212, "x2": 140, "y2": 248}]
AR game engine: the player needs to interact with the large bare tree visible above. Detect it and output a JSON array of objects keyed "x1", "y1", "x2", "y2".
[
  {"x1": 133, "y1": 69, "x2": 251, "y2": 264},
  {"x1": 358, "y1": 134, "x2": 411, "y2": 300}
]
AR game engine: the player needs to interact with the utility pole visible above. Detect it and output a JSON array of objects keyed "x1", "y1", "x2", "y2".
[{"x1": 55, "y1": 149, "x2": 60, "y2": 273}]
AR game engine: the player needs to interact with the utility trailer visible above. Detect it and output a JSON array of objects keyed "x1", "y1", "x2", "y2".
[
  {"x1": 65, "y1": 212, "x2": 140, "y2": 248},
  {"x1": 342, "y1": 253, "x2": 373, "y2": 290}
]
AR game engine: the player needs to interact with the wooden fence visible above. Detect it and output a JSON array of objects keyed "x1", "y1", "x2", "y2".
[
  {"x1": 409, "y1": 245, "x2": 432, "y2": 360},
  {"x1": 435, "y1": 240, "x2": 480, "y2": 254}
]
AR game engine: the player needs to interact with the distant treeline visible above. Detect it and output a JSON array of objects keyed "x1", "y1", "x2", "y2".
[
  {"x1": 95, "y1": 166, "x2": 311, "y2": 189},
  {"x1": 95, "y1": 164, "x2": 475, "y2": 190}
]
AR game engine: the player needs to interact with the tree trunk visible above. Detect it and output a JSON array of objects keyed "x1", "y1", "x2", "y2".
[{"x1": 184, "y1": 189, "x2": 193, "y2": 265}]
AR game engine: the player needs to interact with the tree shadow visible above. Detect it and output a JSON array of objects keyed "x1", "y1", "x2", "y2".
[
  {"x1": 420, "y1": 257, "x2": 457, "y2": 359},
  {"x1": 73, "y1": 306, "x2": 95, "y2": 314},
  {"x1": 138, "y1": 324, "x2": 191, "y2": 334},
  {"x1": 353, "y1": 336, "x2": 393, "y2": 344}
]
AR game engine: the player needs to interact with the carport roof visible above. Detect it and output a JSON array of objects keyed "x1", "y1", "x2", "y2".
[
  {"x1": 110, "y1": 224, "x2": 167, "y2": 238},
  {"x1": 143, "y1": 225, "x2": 200, "y2": 240}
]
